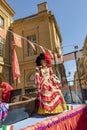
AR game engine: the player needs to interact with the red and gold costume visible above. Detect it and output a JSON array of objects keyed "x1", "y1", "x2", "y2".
[{"x1": 35, "y1": 66, "x2": 66, "y2": 114}]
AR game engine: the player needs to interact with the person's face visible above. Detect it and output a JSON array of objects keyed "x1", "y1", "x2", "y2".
[{"x1": 41, "y1": 60, "x2": 47, "y2": 67}]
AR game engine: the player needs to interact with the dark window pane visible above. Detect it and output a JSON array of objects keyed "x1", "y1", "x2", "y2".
[
  {"x1": 27, "y1": 35, "x2": 37, "y2": 56},
  {"x1": 0, "y1": 38, "x2": 4, "y2": 57},
  {"x1": 0, "y1": 16, "x2": 4, "y2": 27}
]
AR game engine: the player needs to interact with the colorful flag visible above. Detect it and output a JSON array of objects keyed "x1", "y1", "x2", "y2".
[
  {"x1": 12, "y1": 48, "x2": 20, "y2": 81},
  {"x1": 0, "y1": 27, "x2": 5, "y2": 39},
  {"x1": 28, "y1": 40, "x2": 36, "y2": 51},
  {"x1": 2, "y1": 125, "x2": 14, "y2": 130},
  {"x1": 67, "y1": 105, "x2": 73, "y2": 110},
  {"x1": 13, "y1": 33, "x2": 22, "y2": 47}
]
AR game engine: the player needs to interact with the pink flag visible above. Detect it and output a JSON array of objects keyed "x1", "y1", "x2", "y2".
[
  {"x1": 13, "y1": 33, "x2": 22, "y2": 47},
  {"x1": 12, "y1": 48, "x2": 20, "y2": 81},
  {"x1": 0, "y1": 27, "x2": 5, "y2": 39},
  {"x1": 39, "y1": 45, "x2": 45, "y2": 53},
  {"x1": 47, "y1": 50, "x2": 53, "y2": 59},
  {"x1": 28, "y1": 40, "x2": 36, "y2": 51}
]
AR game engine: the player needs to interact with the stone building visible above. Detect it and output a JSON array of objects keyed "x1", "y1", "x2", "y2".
[
  {"x1": 80, "y1": 36, "x2": 87, "y2": 88},
  {"x1": 0, "y1": 1, "x2": 66, "y2": 94},
  {"x1": 10, "y1": 2, "x2": 66, "y2": 92},
  {"x1": 74, "y1": 36, "x2": 87, "y2": 88},
  {"x1": 0, "y1": 0, "x2": 15, "y2": 83}
]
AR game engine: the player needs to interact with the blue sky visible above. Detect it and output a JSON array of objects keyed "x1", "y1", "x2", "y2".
[{"x1": 6, "y1": 0, "x2": 87, "y2": 82}]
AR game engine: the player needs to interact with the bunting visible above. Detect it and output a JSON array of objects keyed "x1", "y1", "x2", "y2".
[
  {"x1": 28, "y1": 40, "x2": 36, "y2": 51},
  {"x1": 47, "y1": 50, "x2": 53, "y2": 59},
  {"x1": 13, "y1": 33, "x2": 22, "y2": 47},
  {"x1": 0, "y1": 27, "x2": 5, "y2": 39},
  {"x1": 12, "y1": 47, "x2": 20, "y2": 81},
  {"x1": 8, "y1": 30, "x2": 83, "y2": 66},
  {"x1": 39, "y1": 45, "x2": 46, "y2": 53}
]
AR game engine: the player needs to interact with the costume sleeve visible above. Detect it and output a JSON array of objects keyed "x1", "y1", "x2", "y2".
[{"x1": 49, "y1": 67, "x2": 61, "y2": 84}]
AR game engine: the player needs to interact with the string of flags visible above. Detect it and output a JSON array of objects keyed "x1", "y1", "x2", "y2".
[
  {"x1": 0, "y1": 27, "x2": 83, "y2": 83},
  {"x1": 7, "y1": 29, "x2": 64, "y2": 61},
  {"x1": 0, "y1": 26, "x2": 83, "y2": 63}
]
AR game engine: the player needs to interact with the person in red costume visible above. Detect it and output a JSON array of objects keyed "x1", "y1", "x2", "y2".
[
  {"x1": 35, "y1": 53, "x2": 66, "y2": 115},
  {"x1": 0, "y1": 78, "x2": 13, "y2": 102}
]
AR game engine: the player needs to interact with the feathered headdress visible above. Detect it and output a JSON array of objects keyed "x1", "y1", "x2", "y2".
[
  {"x1": 44, "y1": 53, "x2": 52, "y2": 67},
  {"x1": 36, "y1": 53, "x2": 52, "y2": 67}
]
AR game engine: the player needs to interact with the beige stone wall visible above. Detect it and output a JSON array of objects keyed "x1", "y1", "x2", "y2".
[
  {"x1": 75, "y1": 36, "x2": 87, "y2": 88},
  {"x1": 0, "y1": 0, "x2": 14, "y2": 83},
  {"x1": 0, "y1": 1, "x2": 66, "y2": 93},
  {"x1": 11, "y1": 9, "x2": 63, "y2": 92}
]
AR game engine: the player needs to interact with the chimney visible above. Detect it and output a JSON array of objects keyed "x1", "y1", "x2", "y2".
[{"x1": 38, "y1": 2, "x2": 48, "y2": 13}]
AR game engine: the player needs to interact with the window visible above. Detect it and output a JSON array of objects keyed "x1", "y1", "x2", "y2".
[
  {"x1": 26, "y1": 73, "x2": 35, "y2": 82},
  {"x1": 0, "y1": 16, "x2": 4, "y2": 27},
  {"x1": 27, "y1": 35, "x2": 37, "y2": 56},
  {"x1": 0, "y1": 38, "x2": 4, "y2": 57}
]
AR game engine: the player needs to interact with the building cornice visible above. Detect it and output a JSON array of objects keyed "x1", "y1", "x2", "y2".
[
  {"x1": 50, "y1": 14, "x2": 62, "y2": 43},
  {"x1": 0, "y1": 0, "x2": 15, "y2": 16},
  {"x1": 12, "y1": 10, "x2": 62, "y2": 44}
]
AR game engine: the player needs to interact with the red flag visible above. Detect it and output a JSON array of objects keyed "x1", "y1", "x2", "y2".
[
  {"x1": 0, "y1": 27, "x2": 5, "y2": 39},
  {"x1": 28, "y1": 40, "x2": 36, "y2": 51},
  {"x1": 13, "y1": 33, "x2": 22, "y2": 47},
  {"x1": 12, "y1": 48, "x2": 20, "y2": 81},
  {"x1": 39, "y1": 45, "x2": 45, "y2": 53}
]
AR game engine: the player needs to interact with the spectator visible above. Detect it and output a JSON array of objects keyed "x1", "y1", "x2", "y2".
[{"x1": 0, "y1": 78, "x2": 13, "y2": 102}]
